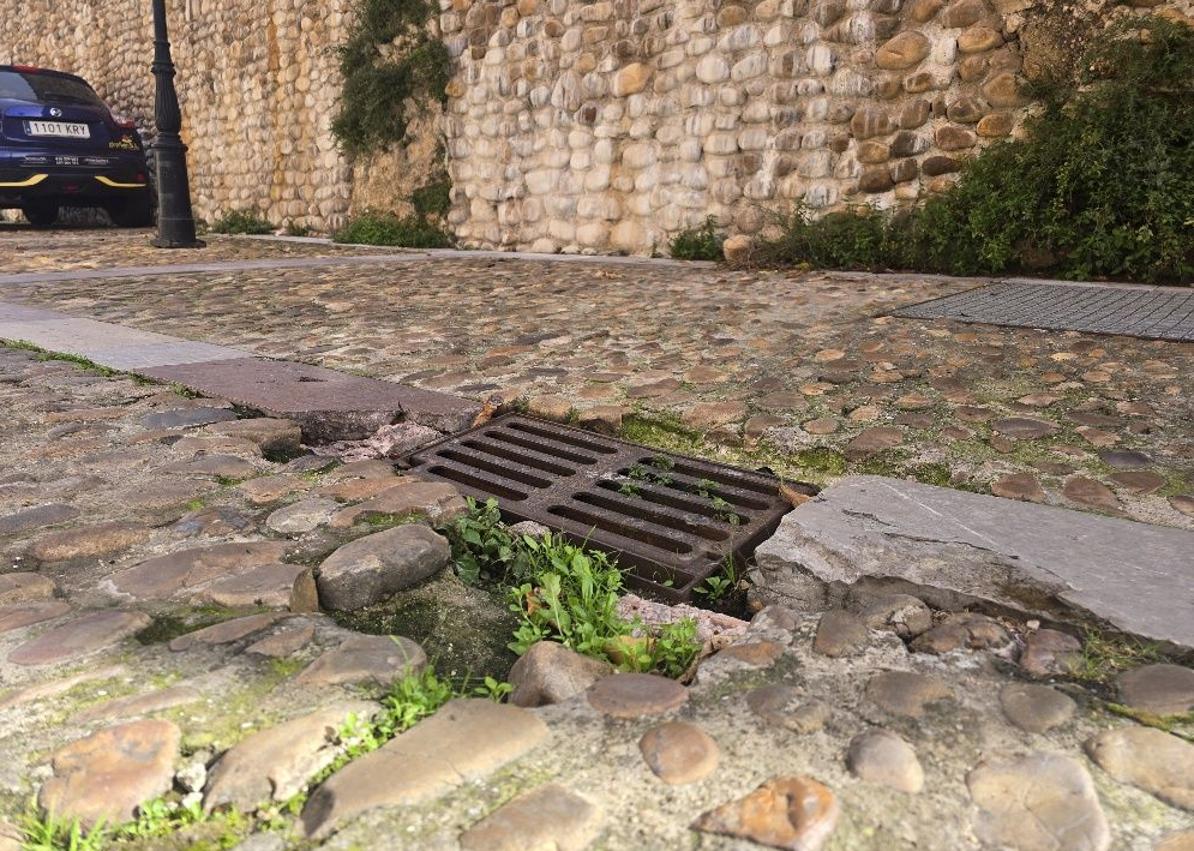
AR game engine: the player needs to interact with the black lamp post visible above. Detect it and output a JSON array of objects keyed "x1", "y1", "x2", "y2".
[{"x1": 150, "y1": 0, "x2": 203, "y2": 248}]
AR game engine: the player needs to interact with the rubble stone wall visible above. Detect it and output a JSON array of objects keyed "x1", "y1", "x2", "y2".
[
  {"x1": 1, "y1": 0, "x2": 354, "y2": 231},
  {"x1": 439, "y1": 0, "x2": 1192, "y2": 254},
  {"x1": 3, "y1": 0, "x2": 1189, "y2": 250}
]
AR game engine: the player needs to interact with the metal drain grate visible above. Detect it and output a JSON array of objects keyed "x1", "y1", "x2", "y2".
[{"x1": 398, "y1": 414, "x2": 807, "y2": 602}]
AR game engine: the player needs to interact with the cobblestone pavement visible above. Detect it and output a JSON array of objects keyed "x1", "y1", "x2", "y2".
[
  {"x1": 3, "y1": 231, "x2": 1191, "y2": 531},
  {"x1": 0, "y1": 348, "x2": 1191, "y2": 850},
  {"x1": 0, "y1": 228, "x2": 386, "y2": 274}
]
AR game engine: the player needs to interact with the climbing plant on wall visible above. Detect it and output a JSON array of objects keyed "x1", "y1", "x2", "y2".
[{"x1": 333, "y1": 0, "x2": 451, "y2": 154}]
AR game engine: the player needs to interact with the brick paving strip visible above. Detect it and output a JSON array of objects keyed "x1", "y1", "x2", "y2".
[{"x1": 895, "y1": 280, "x2": 1194, "y2": 342}]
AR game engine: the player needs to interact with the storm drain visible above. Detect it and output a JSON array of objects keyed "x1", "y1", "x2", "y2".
[{"x1": 398, "y1": 414, "x2": 807, "y2": 602}]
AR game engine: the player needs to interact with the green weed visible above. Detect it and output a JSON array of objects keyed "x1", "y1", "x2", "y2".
[
  {"x1": 1, "y1": 340, "x2": 120, "y2": 377},
  {"x1": 411, "y1": 178, "x2": 452, "y2": 219},
  {"x1": 669, "y1": 217, "x2": 725, "y2": 261},
  {"x1": 695, "y1": 555, "x2": 740, "y2": 602},
  {"x1": 439, "y1": 497, "x2": 520, "y2": 585},
  {"x1": 1069, "y1": 630, "x2": 1163, "y2": 684},
  {"x1": 209, "y1": 209, "x2": 274, "y2": 235},
  {"x1": 333, "y1": 0, "x2": 450, "y2": 154},
  {"x1": 332, "y1": 210, "x2": 452, "y2": 249},
  {"x1": 18, "y1": 810, "x2": 108, "y2": 851},
  {"x1": 507, "y1": 532, "x2": 699, "y2": 677}
]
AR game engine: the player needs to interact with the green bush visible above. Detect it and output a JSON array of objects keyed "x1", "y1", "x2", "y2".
[
  {"x1": 757, "y1": 19, "x2": 1194, "y2": 284},
  {"x1": 332, "y1": 210, "x2": 452, "y2": 248},
  {"x1": 754, "y1": 206, "x2": 891, "y2": 271},
  {"x1": 441, "y1": 499, "x2": 701, "y2": 678},
  {"x1": 209, "y1": 209, "x2": 274, "y2": 235},
  {"x1": 669, "y1": 217, "x2": 725, "y2": 261},
  {"x1": 333, "y1": 0, "x2": 451, "y2": 154},
  {"x1": 507, "y1": 532, "x2": 700, "y2": 678},
  {"x1": 411, "y1": 177, "x2": 452, "y2": 219}
]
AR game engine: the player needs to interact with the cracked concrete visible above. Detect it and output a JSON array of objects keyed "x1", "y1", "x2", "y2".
[{"x1": 753, "y1": 476, "x2": 1194, "y2": 649}]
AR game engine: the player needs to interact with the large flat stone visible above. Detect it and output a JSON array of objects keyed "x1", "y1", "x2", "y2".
[
  {"x1": 38, "y1": 719, "x2": 180, "y2": 828},
  {"x1": 753, "y1": 476, "x2": 1194, "y2": 649},
  {"x1": 140, "y1": 358, "x2": 479, "y2": 441},
  {"x1": 301, "y1": 699, "x2": 549, "y2": 838},
  {"x1": 9, "y1": 609, "x2": 150, "y2": 666},
  {"x1": 110, "y1": 541, "x2": 289, "y2": 601},
  {"x1": 204, "y1": 702, "x2": 372, "y2": 812}
]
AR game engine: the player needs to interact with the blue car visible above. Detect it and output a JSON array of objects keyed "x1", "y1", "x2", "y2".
[{"x1": 0, "y1": 64, "x2": 152, "y2": 228}]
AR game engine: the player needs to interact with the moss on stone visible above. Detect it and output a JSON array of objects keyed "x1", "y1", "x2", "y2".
[{"x1": 332, "y1": 572, "x2": 518, "y2": 682}]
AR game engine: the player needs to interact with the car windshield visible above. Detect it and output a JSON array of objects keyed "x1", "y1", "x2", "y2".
[{"x1": 0, "y1": 70, "x2": 104, "y2": 106}]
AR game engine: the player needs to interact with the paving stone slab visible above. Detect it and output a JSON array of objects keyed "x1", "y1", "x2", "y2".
[
  {"x1": 0, "y1": 310, "x2": 243, "y2": 369},
  {"x1": 37, "y1": 719, "x2": 180, "y2": 827},
  {"x1": 141, "y1": 357, "x2": 480, "y2": 441},
  {"x1": 9, "y1": 609, "x2": 151, "y2": 666},
  {"x1": 301, "y1": 699, "x2": 549, "y2": 838},
  {"x1": 895, "y1": 281, "x2": 1194, "y2": 342},
  {"x1": 754, "y1": 476, "x2": 1194, "y2": 649}
]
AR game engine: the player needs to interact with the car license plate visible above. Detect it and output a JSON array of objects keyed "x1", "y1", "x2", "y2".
[{"x1": 25, "y1": 121, "x2": 91, "y2": 139}]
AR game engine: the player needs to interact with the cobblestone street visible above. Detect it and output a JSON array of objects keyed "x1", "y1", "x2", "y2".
[
  {"x1": 5, "y1": 231, "x2": 1191, "y2": 529},
  {"x1": 0, "y1": 230, "x2": 1191, "y2": 851}
]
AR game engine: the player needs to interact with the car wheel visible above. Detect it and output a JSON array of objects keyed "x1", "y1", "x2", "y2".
[
  {"x1": 21, "y1": 203, "x2": 58, "y2": 229},
  {"x1": 106, "y1": 190, "x2": 154, "y2": 228}
]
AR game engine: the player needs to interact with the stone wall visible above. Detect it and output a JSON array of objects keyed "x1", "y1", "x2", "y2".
[
  {"x1": 439, "y1": 0, "x2": 1192, "y2": 254},
  {"x1": 3, "y1": 0, "x2": 1189, "y2": 249},
  {"x1": 1, "y1": 0, "x2": 354, "y2": 231}
]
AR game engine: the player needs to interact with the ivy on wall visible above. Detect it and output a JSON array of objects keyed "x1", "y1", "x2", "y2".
[{"x1": 333, "y1": 0, "x2": 451, "y2": 155}]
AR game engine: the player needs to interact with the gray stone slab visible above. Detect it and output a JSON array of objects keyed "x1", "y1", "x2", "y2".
[
  {"x1": 894, "y1": 281, "x2": 1194, "y2": 342},
  {"x1": 0, "y1": 302, "x2": 61, "y2": 321},
  {"x1": 753, "y1": 476, "x2": 1194, "y2": 649},
  {"x1": 141, "y1": 358, "x2": 479, "y2": 441},
  {"x1": 0, "y1": 312, "x2": 243, "y2": 368}
]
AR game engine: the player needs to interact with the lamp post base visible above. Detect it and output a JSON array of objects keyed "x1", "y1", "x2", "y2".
[{"x1": 151, "y1": 236, "x2": 206, "y2": 249}]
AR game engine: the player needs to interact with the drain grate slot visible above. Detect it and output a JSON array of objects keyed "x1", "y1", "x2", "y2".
[
  {"x1": 401, "y1": 414, "x2": 810, "y2": 602},
  {"x1": 488, "y1": 430, "x2": 599, "y2": 465},
  {"x1": 549, "y1": 503, "x2": 696, "y2": 555},
  {"x1": 426, "y1": 463, "x2": 529, "y2": 501},
  {"x1": 573, "y1": 491, "x2": 730, "y2": 542},
  {"x1": 596, "y1": 479, "x2": 744, "y2": 524},
  {"x1": 507, "y1": 420, "x2": 618, "y2": 454},
  {"x1": 436, "y1": 449, "x2": 553, "y2": 489},
  {"x1": 461, "y1": 438, "x2": 577, "y2": 477}
]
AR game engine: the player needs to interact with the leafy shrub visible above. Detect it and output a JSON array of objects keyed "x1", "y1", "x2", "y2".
[
  {"x1": 754, "y1": 206, "x2": 891, "y2": 271},
  {"x1": 333, "y1": 0, "x2": 451, "y2": 154},
  {"x1": 757, "y1": 19, "x2": 1194, "y2": 284},
  {"x1": 411, "y1": 177, "x2": 452, "y2": 219},
  {"x1": 508, "y1": 532, "x2": 700, "y2": 677},
  {"x1": 669, "y1": 217, "x2": 725, "y2": 261},
  {"x1": 441, "y1": 499, "x2": 701, "y2": 677},
  {"x1": 209, "y1": 209, "x2": 274, "y2": 235},
  {"x1": 332, "y1": 210, "x2": 452, "y2": 248},
  {"x1": 440, "y1": 496, "x2": 520, "y2": 585}
]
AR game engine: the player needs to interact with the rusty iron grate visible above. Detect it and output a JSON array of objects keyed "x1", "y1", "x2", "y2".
[{"x1": 398, "y1": 414, "x2": 806, "y2": 602}]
